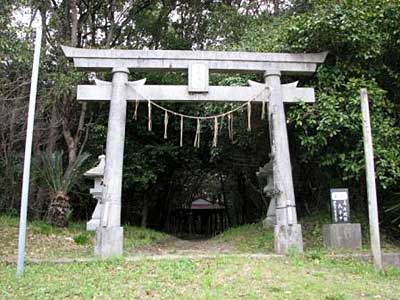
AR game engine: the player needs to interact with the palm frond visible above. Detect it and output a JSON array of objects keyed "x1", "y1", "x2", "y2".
[
  {"x1": 35, "y1": 151, "x2": 90, "y2": 194},
  {"x1": 62, "y1": 152, "x2": 91, "y2": 193}
]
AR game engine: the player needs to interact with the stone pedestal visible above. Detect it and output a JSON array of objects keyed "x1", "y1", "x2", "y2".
[
  {"x1": 263, "y1": 198, "x2": 276, "y2": 228},
  {"x1": 323, "y1": 223, "x2": 362, "y2": 250},
  {"x1": 95, "y1": 227, "x2": 124, "y2": 258},
  {"x1": 274, "y1": 224, "x2": 303, "y2": 254}
]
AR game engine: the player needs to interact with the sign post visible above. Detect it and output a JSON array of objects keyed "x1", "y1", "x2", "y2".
[
  {"x1": 360, "y1": 88, "x2": 382, "y2": 269},
  {"x1": 16, "y1": 23, "x2": 42, "y2": 277}
]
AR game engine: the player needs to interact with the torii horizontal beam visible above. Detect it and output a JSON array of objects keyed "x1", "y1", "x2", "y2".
[
  {"x1": 62, "y1": 46, "x2": 328, "y2": 75},
  {"x1": 77, "y1": 84, "x2": 315, "y2": 103}
]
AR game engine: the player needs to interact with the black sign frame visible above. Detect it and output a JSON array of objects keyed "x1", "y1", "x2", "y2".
[{"x1": 330, "y1": 188, "x2": 350, "y2": 224}]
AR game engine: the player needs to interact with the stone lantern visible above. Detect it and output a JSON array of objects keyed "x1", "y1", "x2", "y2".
[
  {"x1": 84, "y1": 154, "x2": 105, "y2": 231},
  {"x1": 256, "y1": 157, "x2": 277, "y2": 228}
]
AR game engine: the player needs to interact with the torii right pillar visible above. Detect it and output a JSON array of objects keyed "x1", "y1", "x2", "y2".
[{"x1": 265, "y1": 70, "x2": 303, "y2": 254}]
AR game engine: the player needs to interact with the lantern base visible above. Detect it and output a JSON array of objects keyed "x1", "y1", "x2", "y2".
[{"x1": 323, "y1": 223, "x2": 362, "y2": 249}]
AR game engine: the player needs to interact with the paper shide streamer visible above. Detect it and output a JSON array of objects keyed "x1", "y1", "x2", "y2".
[
  {"x1": 194, "y1": 118, "x2": 201, "y2": 148},
  {"x1": 147, "y1": 100, "x2": 152, "y2": 131},
  {"x1": 164, "y1": 111, "x2": 168, "y2": 139},
  {"x1": 212, "y1": 117, "x2": 219, "y2": 147},
  {"x1": 227, "y1": 113, "x2": 234, "y2": 141},
  {"x1": 180, "y1": 115, "x2": 184, "y2": 147},
  {"x1": 247, "y1": 102, "x2": 252, "y2": 131},
  {"x1": 128, "y1": 85, "x2": 269, "y2": 147},
  {"x1": 134, "y1": 99, "x2": 139, "y2": 120}
]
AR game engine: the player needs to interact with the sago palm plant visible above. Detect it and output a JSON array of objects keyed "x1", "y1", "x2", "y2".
[{"x1": 35, "y1": 151, "x2": 90, "y2": 227}]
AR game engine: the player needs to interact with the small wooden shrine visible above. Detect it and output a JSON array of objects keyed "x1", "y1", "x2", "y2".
[{"x1": 169, "y1": 197, "x2": 226, "y2": 237}]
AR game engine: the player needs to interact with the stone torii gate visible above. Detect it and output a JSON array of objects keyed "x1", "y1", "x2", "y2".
[{"x1": 62, "y1": 46, "x2": 327, "y2": 257}]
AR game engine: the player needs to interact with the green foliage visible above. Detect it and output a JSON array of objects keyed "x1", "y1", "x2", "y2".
[
  {"x1": 288, "y1": 78, "x2": 400, "y2": 188},
  {"x1": 34, "y1": 151, "x2": 90, "y2": 194},
  {"x1": 232, "y1": 0, "x2": 400, "y2": 225},
  {"x1": 123, "y1": 143, "x2": 180, "y2": 188},
  {"x1": 73, "y1": 233, "x2": 91, "y2": 245}
]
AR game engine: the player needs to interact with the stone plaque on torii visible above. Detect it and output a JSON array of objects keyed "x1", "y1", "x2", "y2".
[{"x1": 62, "y1": 46, "x2": 327, "y2": 257}]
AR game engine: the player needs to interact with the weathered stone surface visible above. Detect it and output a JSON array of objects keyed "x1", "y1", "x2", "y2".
[
  {"x1": 94, "y1": 68, "x2": 128, "y2": 256},
  {"x1": 263, "y1": 199, "x2": 276, "y2": 228},
  {"x1": 256, "y1": 159, "x2": 277, "y2": 228},
  {"x1": 77, "y1": 84, "x2": 315, "y2": 103},
  {"x1": 100, "y1": 68, "x2": 128, "y2": 229},
  {"x1": 265, "y1": 71, "x2": 297, "y2": 226},
  {"x1": 62, "y1": 45, "x2": 328, "y2": 75},
  {"x1": 274, "y1": 224, "x2": 303, "y2": 254},
  {"x1": 86, "y1": 209, "x2": 101, "y2": 231},
  {"x1": 95, "y1": 227, "x2": 123, "y2": 258},
  {"x1": 84, "y1": 155, "x2": 106, "y2": 231},
  {"x1": 350, "y1": 253, "x2": 400, "y2": 268},
  {"x1": 323, "y1": 223, "x2": 362, "y2": 249},
  {"x1": 381, "y1": 253, "x2": 400, "y2": 268}
]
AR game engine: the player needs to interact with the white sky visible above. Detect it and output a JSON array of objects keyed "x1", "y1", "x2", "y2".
[{"x1": 11, "y1": 5, "x2": 41, "y2": 30}]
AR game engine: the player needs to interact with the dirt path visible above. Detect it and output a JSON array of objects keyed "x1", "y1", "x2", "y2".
[{"x1": 133, "y1": 236, "x2": 234, "y2": 256}]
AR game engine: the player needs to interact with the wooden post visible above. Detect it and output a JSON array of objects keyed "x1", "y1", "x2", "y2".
[{"x1": 360, "y1": 88, "x2": 382, "y2": 269}]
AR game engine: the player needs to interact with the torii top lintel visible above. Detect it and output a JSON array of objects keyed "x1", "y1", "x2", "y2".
[{"x1": 62, "y1": 46, "x2": 327, "y2": 75}]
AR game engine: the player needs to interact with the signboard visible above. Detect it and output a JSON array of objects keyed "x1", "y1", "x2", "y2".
[
  {"x1": 330, "y1": 188, "x2": 350, "y2": 223},
  {"x1": 188, "y1": 63, "x2": 209, "y2": 93}
]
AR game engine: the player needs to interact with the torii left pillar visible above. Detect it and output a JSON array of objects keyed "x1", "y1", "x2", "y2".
[
  {"x1": 265, "y1": 70, "x2": 303, "y2": 254},
  {"x1": 95, "y1": 67, "x2": 129, "y2": 258}
]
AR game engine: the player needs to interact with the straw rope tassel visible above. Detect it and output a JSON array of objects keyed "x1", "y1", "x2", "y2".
[
  {"x1": 247, "y1": 101, "x2": 251, "y2": 131},
  {"x1": 227, "y1": 114, "x2": 231, "y2": 139},
  {"x1": 219, "y1": 114, "x2": 224, "y2": 134},
  {"x1": 148, "y1": 100, "x2": 152, "y2": 131},
  {"x1": 180, "y1": 115, "x2": 184, "y2": 147},
  {"x1": 194, "y1": 118, "x2": 201, "y2": 148},
  {"x1": 134, "y1": 99, "x2": 139, "y2": 120},
  {"x1": 261, "y1": 98, "x2": 266, "y2": 120},
  {"x1": 228, "y1": 113, "x2": 234, "y2": 141},
  {"x1": 212, "y1": 117, "x2": 219, "y2": 147},
  {"x1": 231, "y1": 113, "x2": 234, "y2": 140},
  {"x1": 261, "y1": 87, "x2": 269, "y2": 120},
  {"x1": 164, "y1": 111, "x2": 168, "y2": 139}
]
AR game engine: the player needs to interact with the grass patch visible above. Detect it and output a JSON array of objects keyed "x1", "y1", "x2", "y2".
[
  {"x1": 0, "y1": 214, "x2": 19, "y2": 227},
  {"x1": 216, "y1": 223, "x2": 274, "y2": 253},
  {"x1": 73, "y1": 233, "x2": 91, "y2": 245},
  {"x1": 1, "y1": 256, "x2": 399, "y2": 300},
  {"x1": 124, "y1": 225, "x2": 170, "y2": 250},
  {"x1": 0, "y1": 215, "x2": 170, "y2": 261}
]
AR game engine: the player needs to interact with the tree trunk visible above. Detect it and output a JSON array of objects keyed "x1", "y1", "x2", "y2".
[
  {"x1": 273, "y1": 0, "x2": 280, "y2": 16},
  {"x1": 106, "y1": 0, "x2": 116, "y2": 47},
  {"x1": 62, "y1": 101, "x2": 87, "y2": 180},
  {"x1": 47, "y1": 191, "x2": 71, "y2": 227},
  {"x1": 141, "y1": 195, "x2": 149, "y2": 228},
  {"x1": 70, "y1": 0, "x2": 78, "y2": 47}
]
